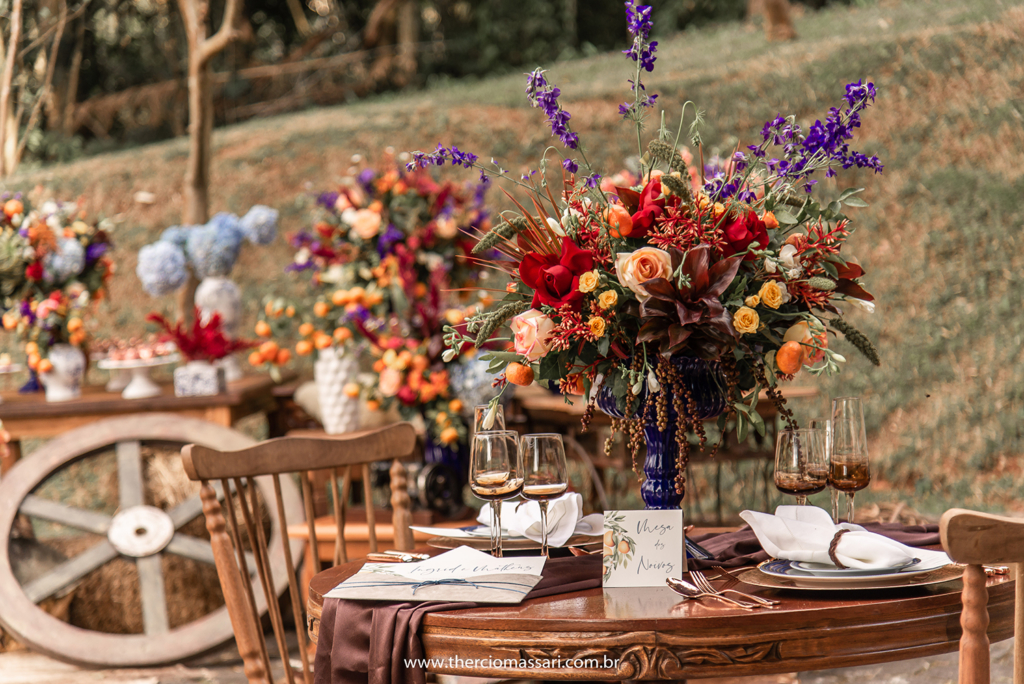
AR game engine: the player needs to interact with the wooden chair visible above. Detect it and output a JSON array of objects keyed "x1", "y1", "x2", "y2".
[
  {"x1": 181, "y1": 423, "x2": 418, "y2": 684},
  {"x1": 939, "y1": 508, "x2": 1024, "y2": 684}
]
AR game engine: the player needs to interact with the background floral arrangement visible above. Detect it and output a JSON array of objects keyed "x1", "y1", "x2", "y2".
[
  {"x1": 272, "y1": 166, "x2": 497, "y2": 445},
  {"x1": 427, "y1": 1, "x2": 883, "y2": 496},
  {"x1": 135, "y1": 205, "x2": 278, "y2": 296},
  {"x1": 0, "y1": 196, "x2": 115, "y2": 370}
]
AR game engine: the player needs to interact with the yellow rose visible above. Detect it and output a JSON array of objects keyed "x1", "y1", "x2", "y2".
[
  {"x1": 745, "y1": 294, "x2": 760, "y2": 307},
  {"x1": 588, "y1": 316, "x2": 607, "y2": 338},
  {"x1": 598, "y1": 290, "x2": 618, "y2": 310},
  {"x1": 733, "y1": 306, "x2": 759, "y2": 335},
  {"x1": 758, "y1": 281, "x2": 784, "y2": 309},
  {"x1": 578, "y1": 269, "x2": 600, "y2": 293},
  {"x1": 614, "y1": 247, "x2": 673, "y2": 301},
  {"x1": 713, "y1": 202, "x2": 726, "y2": 219}
]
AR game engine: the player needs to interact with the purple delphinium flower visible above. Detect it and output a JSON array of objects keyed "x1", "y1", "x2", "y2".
[
  {"x1": 358, "y1": 168, "x2": 376, "y2": 194},
  {"x1": 473, "y1": 177, "x2": 490, "y2": 206},
  {"x1": 525, "y1": 68, "x2": 579, "y2": 150},
  {"x1": 317, "y1": 191, "x2": 339, "y2": 210},
  {"x1": 584, "y1": 174, "x2": 602, "y2": 189},
  {"x1": 562, "y1": 158, "x2": 579, "y2": 174},
  {"x1": 623, "y1": 1, "x2": 657, "y2": 72},
  {"x1": 406, "y1": 144, "x2": 479, "y2": 171},
  {"x1": 85, "y1": 242, "x2": 108, "y2": 263},
  {"x1": 749, "y1": 81, "x2": 883, "y2": 188},
  {"x1": 377, "y1": 223, "x2": 405, "y2": 257}
]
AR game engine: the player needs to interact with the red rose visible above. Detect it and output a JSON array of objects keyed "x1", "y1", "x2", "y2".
[
  {"x1": 519, "y1": 237, "x2": 595, "y2": 310},
  {"x1": 397, "y1": 385, "x2": 418, "y2": 406},
  {"x1": 25, "y1": 262, "x2": 42, "y2": 282},
  {"x1": 630, "y1": 179, "x2": 680, "y2": 237},
  {"x1": 720, "y1": 211, "x2": 769, "y2": 260}
]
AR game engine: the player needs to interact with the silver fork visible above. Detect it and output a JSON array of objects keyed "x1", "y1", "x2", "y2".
[{"x1": 690, "y1": 569, "x2": 780, "y2": 607}]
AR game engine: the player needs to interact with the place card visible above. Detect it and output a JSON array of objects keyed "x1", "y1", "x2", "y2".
[
  {"x1": 325, "y1": 546, "x2": 547, "y2": 604},
  {"x1": 602, "y1": 510, "x2": 687, "y2": 588}
]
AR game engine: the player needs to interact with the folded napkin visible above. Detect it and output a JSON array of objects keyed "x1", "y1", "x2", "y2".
[
  {"x1": 739, "y1": 505, "x2": 948, "y2": 570},
  {"x1": 314, "y1": 554, "x2": 602, "y2": 684},
  {"x1": 475, "y1": 492, "x2": 603, "y2": 547}
]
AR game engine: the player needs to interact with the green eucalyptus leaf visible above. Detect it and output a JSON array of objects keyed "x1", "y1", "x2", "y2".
[
  {"x1": 843, "y1": 197, "x2": 869, "y2": 208},
  {"x1": 774, "y1": 210, "x2": 799, "y2": 225}
]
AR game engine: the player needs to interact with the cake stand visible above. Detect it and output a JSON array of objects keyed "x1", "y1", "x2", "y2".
[{"x1": 97, "y1": 354, "x2": 181, "y2": 399}]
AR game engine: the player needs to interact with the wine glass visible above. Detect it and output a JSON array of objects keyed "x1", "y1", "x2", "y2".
[
  {"x1": 830, "y1": 397, "x2": 870, "y2": 523},
  {"x1": 473, "y1": 403, "x2": 505, "y2": 433},
  {"x1": 469, "y1": 430, "x2": 521, "y2": 557},
  {"x1": 519, "y1": 434, "x2": 569, "y2": 557},
  {"x1": 774, "y1": 428, "x2": 828, "y2": 506},
  {"x1": 809, "y1": 417, "x2": 838, "y2": 522}
]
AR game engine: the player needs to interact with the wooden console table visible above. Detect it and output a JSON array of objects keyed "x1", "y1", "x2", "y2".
[{"x1": 0, "y1": 374, "x2": 281, "y2": 474}]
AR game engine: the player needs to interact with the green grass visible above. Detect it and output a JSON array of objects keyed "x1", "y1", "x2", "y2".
[{"x1": 4, "y1": 0, "x2": 1024, "y2": 518}]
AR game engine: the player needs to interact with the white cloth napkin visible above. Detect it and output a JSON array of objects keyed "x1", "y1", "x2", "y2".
[
  {"x1": 476, "y1": 493, "x2": 603, "y2": 547},
  {"x1": 740, "y1": 505, "x2": 948, "y2": 570}
]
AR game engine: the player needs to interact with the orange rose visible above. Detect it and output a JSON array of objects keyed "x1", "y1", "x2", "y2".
[
  {"x1": 349, "y1": 209, "x2": 381, "y2": 240},
  {"x1": 379, "y1": 368, "x2": 402, "y2": 397},
  {"x1": 614, "y1": 247, "x2": 673, "y2": 301}
]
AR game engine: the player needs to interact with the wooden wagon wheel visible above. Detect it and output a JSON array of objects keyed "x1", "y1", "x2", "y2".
[{"x1": 0, "y1": 414, "x2": 304, "y2": 667}]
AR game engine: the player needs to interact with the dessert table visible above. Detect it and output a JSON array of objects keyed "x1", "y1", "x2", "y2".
[
  {"x1": 306, "y1": 543, "x2": 1015, "y2": 682},
  {"x1": 0, "y1": 374, "x2": 283, "y2": 474}
]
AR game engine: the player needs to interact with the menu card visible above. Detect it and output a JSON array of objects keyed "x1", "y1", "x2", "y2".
[
  {"x1": 325, "y1": 546, "x2": 547, "y2": 604},
  {"x1": 602, "y1": 510, "x2": 687, "y2": 588}
]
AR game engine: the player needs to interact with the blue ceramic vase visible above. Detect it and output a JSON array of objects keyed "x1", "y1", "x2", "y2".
[{"x1": 596, "y1": 357, "x2": 727, "y2": 510}]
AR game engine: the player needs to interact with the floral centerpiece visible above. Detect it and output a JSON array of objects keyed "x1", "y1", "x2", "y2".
[
  {"x1": 0, "y1": 197, "x2": 115, "y2": 400},
  {"x1": 423, "y1": 2, "x2": 883, "y2": 508},
  {"x1": 148, "y1": 309, "x2": 254, "y2": 396},
  {"x1": 278, "y1": 166, "x2": 494, "y2": 451}
]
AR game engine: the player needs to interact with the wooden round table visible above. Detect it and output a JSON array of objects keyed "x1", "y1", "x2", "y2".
[{"x1": 308, "y1": 558, "x2": 1015, "y2": 682}]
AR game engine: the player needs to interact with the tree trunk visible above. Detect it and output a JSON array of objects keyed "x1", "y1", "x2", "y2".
[
  {"x1": 395, "y1": 0, "x2": 418, "y2": 87},
  {"x1": 0, "y1": 0, "x2": 23, "y2": 177},
  {"x1": 62, "y1": 17, "x2": 85, "y2": 137}
]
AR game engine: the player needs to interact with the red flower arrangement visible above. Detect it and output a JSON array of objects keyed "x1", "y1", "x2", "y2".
[{"x1": 147, "y1": 309, "x2": 255, "y2": 362}]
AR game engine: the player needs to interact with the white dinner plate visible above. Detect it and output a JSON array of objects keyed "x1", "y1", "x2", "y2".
[
  {"x1": 794, "y1": 557, "x2": 922, "y2": 576},
  {"x1": 759, "y1": 554, "x2": 951, "y2": 586}
]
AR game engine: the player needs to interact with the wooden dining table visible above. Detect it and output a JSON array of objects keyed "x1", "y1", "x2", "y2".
[{"x1": 306, "y1": 542, "x2": 1016, "y2": 682}]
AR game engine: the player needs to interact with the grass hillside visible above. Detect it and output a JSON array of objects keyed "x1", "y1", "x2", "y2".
[{"x1": 6, "y1": 0, "x2": 1024, "y2": 516}]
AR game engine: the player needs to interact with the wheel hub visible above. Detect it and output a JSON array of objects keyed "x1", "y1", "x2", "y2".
[{"x1": 107, "y1": 506, "x2": 175, "y2": 557}]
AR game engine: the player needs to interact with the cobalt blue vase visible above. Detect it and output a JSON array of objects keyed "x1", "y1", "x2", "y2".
[{"x1": 596, "y1": 357, "x2": 727, "y2": 510}]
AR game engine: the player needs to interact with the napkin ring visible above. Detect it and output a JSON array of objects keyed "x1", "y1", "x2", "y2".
[{"x1": 828, "y1": 529, "x2": 850, "y2": 569}]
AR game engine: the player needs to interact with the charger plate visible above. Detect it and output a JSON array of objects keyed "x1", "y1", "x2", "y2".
[
  {"x1": 735, "y1": 562, "x2": 963, "y2": 591},
  {"x1": 427, "y1": 533, "x2": 601, "y2": 551}
]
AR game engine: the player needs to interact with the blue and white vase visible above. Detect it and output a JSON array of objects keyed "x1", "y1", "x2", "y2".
[
  {"x1": 40, "y1": 344, "x2": 86, "y2": 402},
  {"x1": 195, "y1": 276, "x2": 243, "y2": 382},
  {"x1": 597, "y1": 357, "x2": 727, "y2": 510}
]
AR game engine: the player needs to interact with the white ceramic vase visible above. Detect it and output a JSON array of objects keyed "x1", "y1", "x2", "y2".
[
  {"x1": 40, "y1": 344, "x2": 86, "y2": 402},
  {"x1": 314, "y1": 346, "x2": 361, "y2": 434},
  {"x1": 196, "y1": 277, "x2": 243, "y2": 382}
]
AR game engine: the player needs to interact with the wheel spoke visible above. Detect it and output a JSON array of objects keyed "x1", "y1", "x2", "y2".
[
  {"x1": 164, "y1": 532, "x2": 255, "y2": 569},
  {"x1": 19, "y1": 495, "x2": 112, "y2": 535},
  {"x1": 168, "y1": 481, "x2": 228, "y2": 529},
  {"x1": 22, "y1": 540, "x2": 119, "y2": 603},
  {"x1": 136, "y1": 555, "x2": 169, "y2": 635},
  {"x1": 117, "y1": 440, "x2": 145, "y2": 508}
]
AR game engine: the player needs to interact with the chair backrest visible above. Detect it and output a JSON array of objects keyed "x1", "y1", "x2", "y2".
[
  {"x1": 939, "y1": 508, "x2": 1024, "y2": 684},
  {"x1": 181, "y1": 423, "x2": 418, "y2": 684}
]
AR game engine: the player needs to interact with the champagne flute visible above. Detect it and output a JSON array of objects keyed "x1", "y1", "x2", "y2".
[
  {"x1": 519, "y1": 434, "x2": 569, "y2": 557},
  {"x1": 830, "y1": 397, "x2": 870, "y2": 522},
  {"x1": 774, "y1": 428, "x2": 828, "y2": 506},
  {"x1": 473, "y1": 403, "x2": 505, "y2": 433},
  {"x1": 809, "y1": 417, "x2": 838, "y2": 522},
  {"x1": 469, "y1": 430, "x2": 521, "y2": 557}
]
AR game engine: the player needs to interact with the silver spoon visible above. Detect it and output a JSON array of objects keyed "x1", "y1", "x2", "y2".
[{"x1": 666, "y1": 577, "x2": 760, "y2": 610}]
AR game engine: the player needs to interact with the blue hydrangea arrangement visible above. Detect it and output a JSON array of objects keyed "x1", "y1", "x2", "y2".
[
  {"x1": 137, "y1": 205, "x2": 278, "y2": 295},
  {"x1": 43, "y1": 238, "x2": 86, "y2": 284}
]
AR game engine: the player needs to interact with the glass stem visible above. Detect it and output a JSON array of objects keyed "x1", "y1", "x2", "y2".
[
  {"x1": 846, "y1": 492, "x2": 855, "y2": 524},
  {"x1": 796, "y1": 495, "x2": 807, "y2": 506},
  {"x1": 492, "y1": 501, "x2": 503, "y2": 558},
  {"x1": 830, "y1": 487, "x2": 840, "y2": 524},
  {"x1": 539, "y1": 500, "x2": 550, "y2": 557}
]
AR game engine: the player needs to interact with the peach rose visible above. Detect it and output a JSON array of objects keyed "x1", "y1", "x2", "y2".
[
  {"x1": 435, "y1": 216, "x2": 458, "y2": 239},
  {"x1": 510, "y1": 309, "x2": 555, "y2": 363},
  {"x1": 349, "y1": 209, "x2": 381, "y2": 240},
  {"x1": 614, "y1": 247, "x2": 673, "y2": 301},
  {"x1": 378, "y1": 367, "x2": 403, "y2": 397}
]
